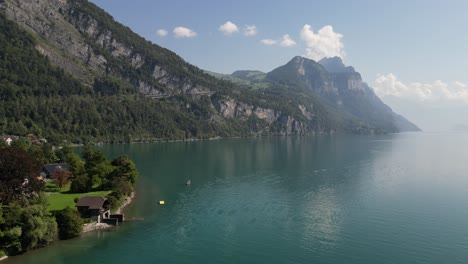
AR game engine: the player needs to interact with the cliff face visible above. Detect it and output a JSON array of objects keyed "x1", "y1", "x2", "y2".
[
  {"x1": 1, "y1": 0, "x2": 102, "y2": 83},
  {"x1": 265, "y1": 56, "x2": 420, "y2": 133}
]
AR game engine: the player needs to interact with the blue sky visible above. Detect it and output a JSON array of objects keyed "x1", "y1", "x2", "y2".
[{"x1": 89, "y1": 0, "x2": 468, "y2": 131}]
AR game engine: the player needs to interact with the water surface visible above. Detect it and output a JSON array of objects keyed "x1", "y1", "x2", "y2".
[{"x1": 6, "y1": 133, "x2": 468, "y2": 263}]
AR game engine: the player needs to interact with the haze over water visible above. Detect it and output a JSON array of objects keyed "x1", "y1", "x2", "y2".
[{"x1": 6, "y1": 133, "x2": 468, "y2": 263}]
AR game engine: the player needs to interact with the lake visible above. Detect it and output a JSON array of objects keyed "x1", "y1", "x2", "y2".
[{"x1": 5, "y1": 133, "x2": 468, "y2": 263}]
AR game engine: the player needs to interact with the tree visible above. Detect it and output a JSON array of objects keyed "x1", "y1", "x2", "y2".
[
  {"x1": 69, "y1": 175, "x2": 92, "y2": 193},
  {"x1": 82, "y1": 146, "x2": 106, "y2": 174},
  {"x1": 82, "y1": 146, "x2": 109, "y2": 186},
  {"x1": 55, "y1": 145, "x2": 72, "y2": 163},
  {"x1": 0, "y1": 204, "x2": 22, "y2": 254},
  {"x1": 0, "y1": 195, "x2": 57, "y2": 255},
  {"x1": 111, "y1": 176, "x2": 133, "y2": 196},
  {"x1": 65, "y1": 152, "x2": 85, "y2": 177},
  {"x1": 28, "y1": 143, "x2": 57, "y2": 165},
  {"x1": 110, "y1": 156, "x2": 138, "y2": 185},
  {"x1": 106, "y1": 191, "x2": 123, "y2": 211},
  {"x1": 19, "y1": 195, "x2": 57, "y2": 250},
  {"x1": 92, "y1": 161, "x2": 114, "y2": 188},
  {"x1": 54, "y1": 207, "x2": 83, "y2": 240},
  {"x1": 10, "y1": 138, "x2": 30, "y2": 151},
  {"x1": 0, "y1": 147, "x2": 44, "y2": 205},
  {"x1": 0, "y1": 207, "x2": 5, "y2": 257},
  {"x1": 52, "y1": 170, "x2": 71, "y2": 190}
]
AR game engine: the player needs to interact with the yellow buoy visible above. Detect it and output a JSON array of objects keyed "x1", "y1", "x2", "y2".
[{"x1": 159, "y1": 201, "x2": 165, "y2": 205}]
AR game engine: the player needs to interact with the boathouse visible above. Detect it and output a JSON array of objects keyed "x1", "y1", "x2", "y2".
[{"x1": 75, "y1": 196, "x2": 111, "y2": 223}]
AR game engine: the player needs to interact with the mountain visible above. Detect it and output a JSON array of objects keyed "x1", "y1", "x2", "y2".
[
  {"x1": 0, "y1": 0, "x2": 418, "y2": 144},
  {"x1": 230, "y1": 56, "x2": 419, "y2": 133},
  {"x1": 317, "y1": 57, "x2": 420, "y2": 132},
  {"x1": 318, "y1": 56, "x2": 355, "y2": 73}
]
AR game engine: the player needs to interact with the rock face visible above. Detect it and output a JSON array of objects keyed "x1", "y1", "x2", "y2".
[
  {"x1": 318, "y1": 56, "x2": 355, "y2": 73},
  {"x1": 2, "y1": 0, "x2": 187, "y2": 95},
  {"x1": 267, "y1": 56, "x2": 337, "y2": 94},
  {"x1": 265, "y1": 56, "x2": 420, "y2": 132},
  {"x1": 2, "y1": 0, "x2": 98, "y2": 82},
  {"x1": 214, "y1": 97, "x2": 310, "y2": 134}
]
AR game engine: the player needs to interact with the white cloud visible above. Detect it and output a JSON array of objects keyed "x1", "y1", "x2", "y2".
[
  {"x1": 279, "y1": 34, "x2": 296, "y2": 47},
  {"x1": 156, "y1": 29, "x2": 168, "y2": 37},
  {"x1": 373, "y1": 73, "x2": 468, "y2": 104},
  {"x1": 300, "y1": 24, "x2": 345, "y2": 61},
  {"x1": 219, "y1": 21, "x2": 239, "y2": 35},
  {"x1": 173, "y1": 27, "x2": 197, "y2": 38},
  {"x1": 260, "y1": 34, "x2": 296, "y2": 47},
  {"x1": 261, "y1": 39, "x2": 277, "y2": 45},
  {"x1": 453, "y1": 81, "x2": 466, "y2": 88},
  {"x1": 244, "y1": 25, "x2": 257, "y2": 36}
]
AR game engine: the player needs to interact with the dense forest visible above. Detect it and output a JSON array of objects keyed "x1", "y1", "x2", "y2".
[{"x1": 0, "y1": 14, "x2": 244, "y2": 143}]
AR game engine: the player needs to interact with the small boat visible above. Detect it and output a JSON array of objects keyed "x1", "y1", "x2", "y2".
[
  {"x1": 159, "y1": 201, "x2": 165, "y2": 205},
  {"x1": 185, "y1": 179, "x2": 191, "y2": 186}
]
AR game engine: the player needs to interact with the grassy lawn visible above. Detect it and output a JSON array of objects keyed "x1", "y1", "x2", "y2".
[{"x1": 46, "y1": 182, "x2": 110, "y2": 211}]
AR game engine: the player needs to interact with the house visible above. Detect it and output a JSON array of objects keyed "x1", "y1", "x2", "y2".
[
  {"x1": 75, "y1": 196, "x2": 111, "y2": 223},
  {"x1": 40, "y1": 163, "x2": 72, "y2": 179},
  {"x1": 0, "y1": 135, "x2": 16, "y2": 146}
]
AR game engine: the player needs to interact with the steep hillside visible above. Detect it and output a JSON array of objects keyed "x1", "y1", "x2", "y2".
[
  {"x1": 0, "y1": 0, "x2": 349, "y2": 142},
  {"x1": 317, "y1": 57, "x2": 420, "y2": 132},
  {"x1": 0, "y1": 0, "x2": 415, "y2": 143}
]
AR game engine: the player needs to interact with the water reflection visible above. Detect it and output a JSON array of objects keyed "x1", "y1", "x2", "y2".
[{"x1": 9, "y1": 134, "x2": 468, "y2": 264}]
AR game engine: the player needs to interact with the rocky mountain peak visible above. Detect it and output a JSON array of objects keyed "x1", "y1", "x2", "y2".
[{"x1": 318, "y1": 56, "x2": 355, "y2": 73}]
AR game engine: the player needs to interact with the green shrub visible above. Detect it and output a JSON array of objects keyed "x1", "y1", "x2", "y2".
[
  {"x1": 70, "y1": 175, "x2": 92, "y2": 193},
  {"x1": 54, "y1": 207, "x2": 83, "y2": 240}
]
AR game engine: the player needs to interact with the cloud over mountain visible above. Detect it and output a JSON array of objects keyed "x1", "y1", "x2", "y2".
[
  {"x1": 300, "y1": 25, "x2": 345, "y2": 61},
  {"x1": 373, "y1": 73, "x2": 468, "y2": 104}
]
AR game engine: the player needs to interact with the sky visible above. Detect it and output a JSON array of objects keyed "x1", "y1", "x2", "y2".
[{"x1": 89, "y1": 0, "x2": 468, "y2": 132}]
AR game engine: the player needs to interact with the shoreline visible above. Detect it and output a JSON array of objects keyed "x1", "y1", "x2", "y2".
[
  {"x1": 82, "y1": 191, "x2": 135, "y2": 233},
  {"x1": 71, "y1": 132, "x2": 341, "y2": 146},
  {"x1": 114, "y1": 191, "x2": 135, "y2": 215}
]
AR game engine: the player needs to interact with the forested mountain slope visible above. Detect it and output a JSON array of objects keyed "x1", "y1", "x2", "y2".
[{"x1": 0, "y1": 0, "x2": 418, "y2": 143}]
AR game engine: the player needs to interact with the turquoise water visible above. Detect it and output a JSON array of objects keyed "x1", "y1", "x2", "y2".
[{"x1": 6, "y1": 133, "x2": 468, "y2": 263}]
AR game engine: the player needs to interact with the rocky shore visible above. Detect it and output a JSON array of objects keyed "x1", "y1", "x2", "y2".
[
  {"x1": 115, "y1": 192, "x2": 135, "y2": 214},
  {"x1": 82, "y1": 222, "x2": 113, "y2": 233}
]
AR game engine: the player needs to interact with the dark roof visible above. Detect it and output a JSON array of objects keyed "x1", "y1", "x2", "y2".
[
  {"x1": 75, "y1": 196, "x2": 108, "y2": 210},
  {"x1": 43, "y1": 163, "x2": 70, "y2": 175}
]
